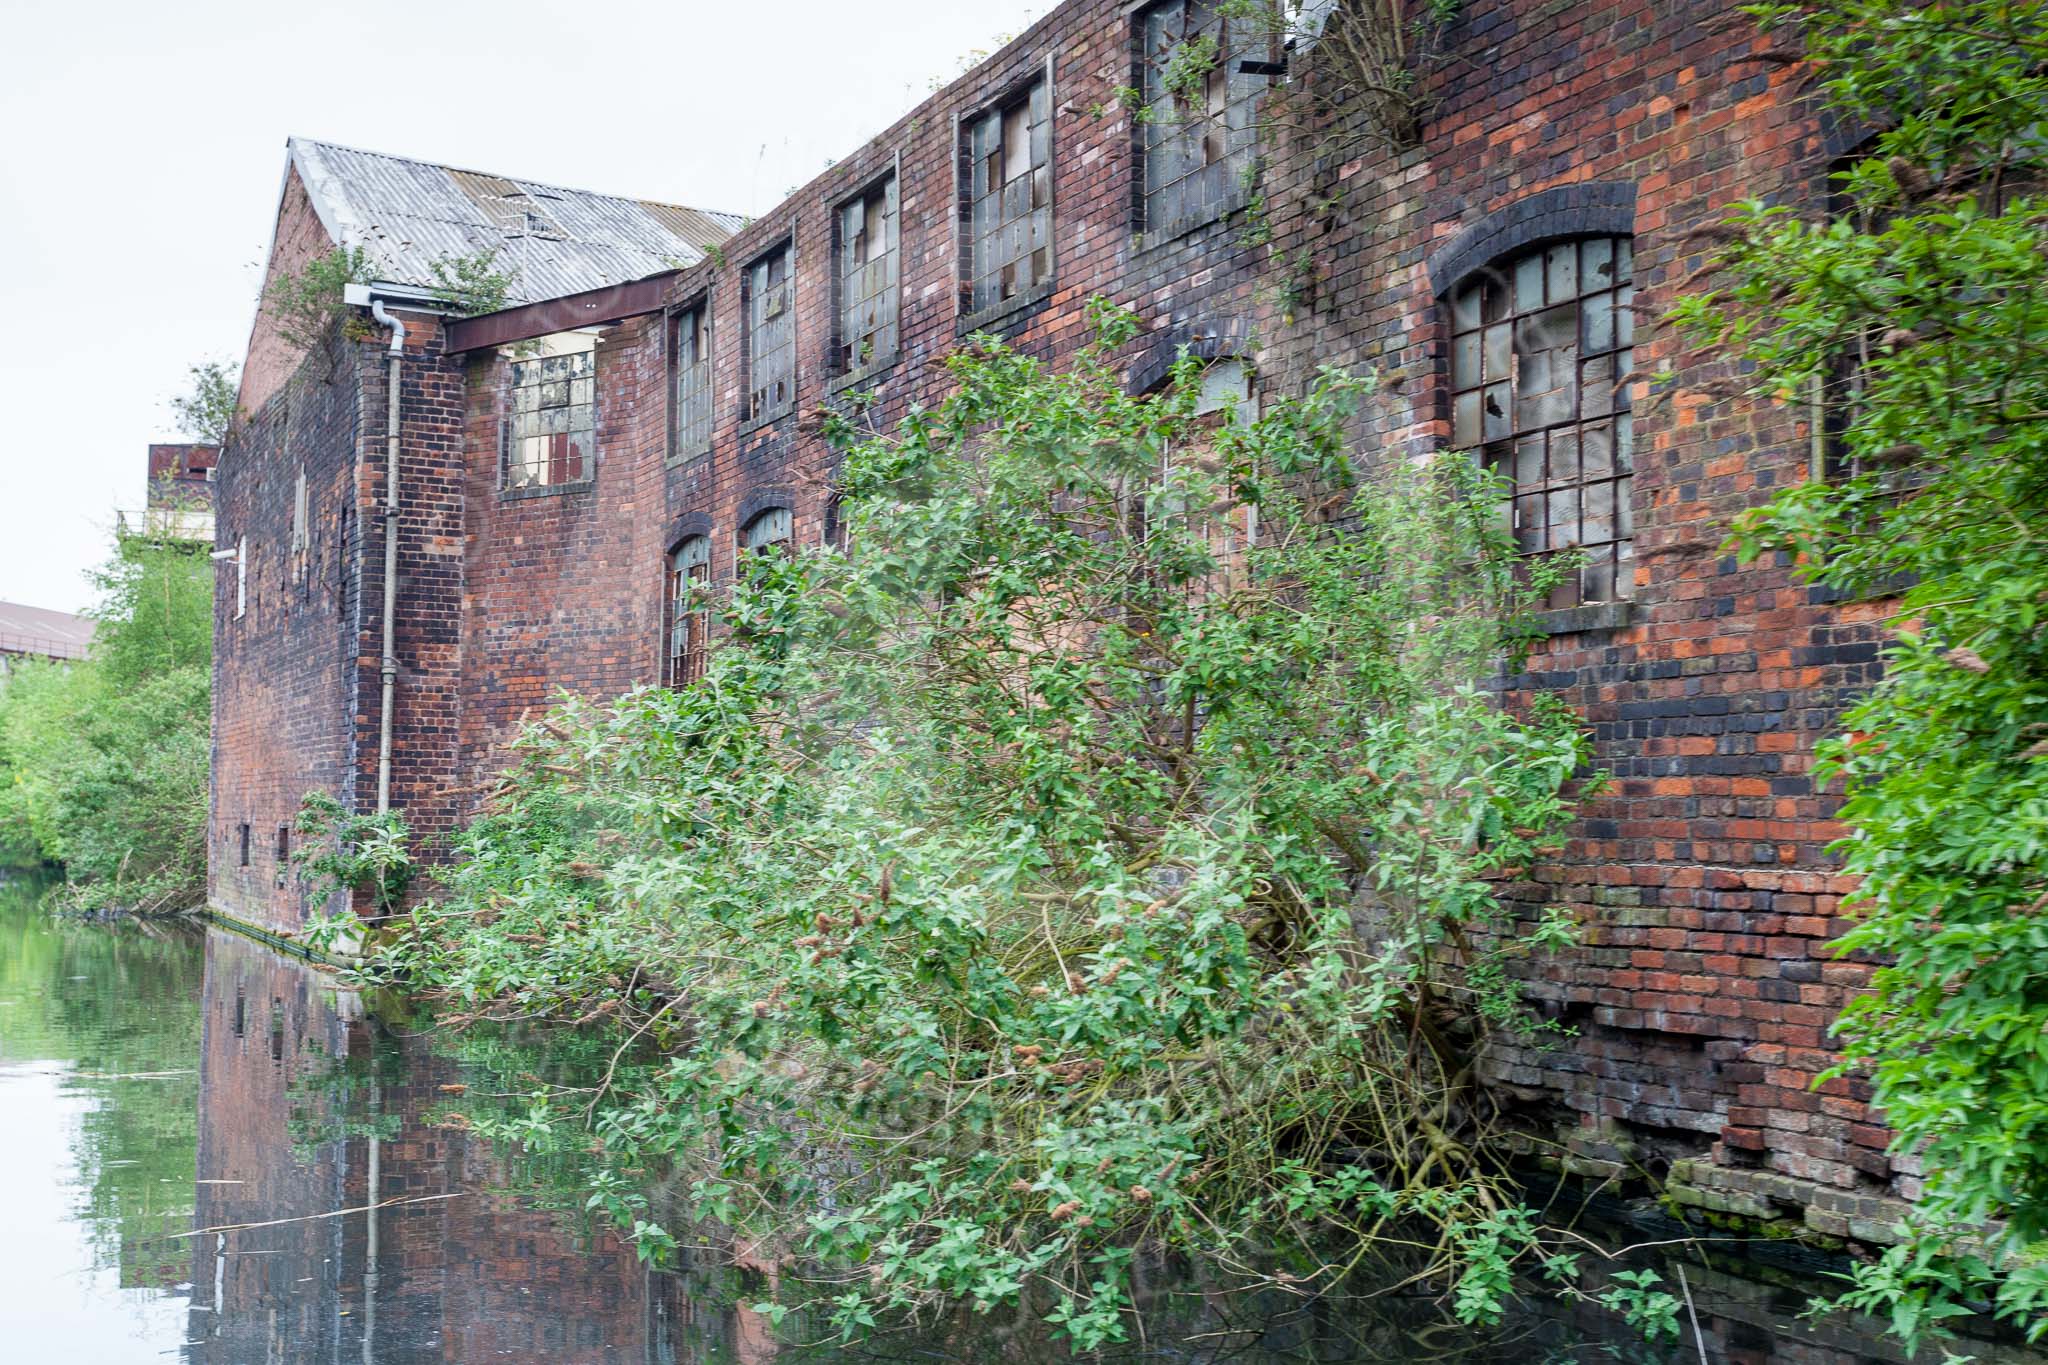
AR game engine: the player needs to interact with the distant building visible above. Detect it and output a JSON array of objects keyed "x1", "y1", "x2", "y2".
[
  {"x1": 120, "y1": 443, "x2": 218, "y2": 544},
  {"x1": 0, "y1": 601, "x2": 95, "y2": 676}
]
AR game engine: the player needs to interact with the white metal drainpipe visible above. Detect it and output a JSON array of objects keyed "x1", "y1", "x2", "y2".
[{"x1": 369, "y1": 299, "x2": 405, "y2": 820}]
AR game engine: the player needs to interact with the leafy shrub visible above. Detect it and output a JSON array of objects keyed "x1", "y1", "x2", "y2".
[{"x1": 361, "y1": 302, "x2": 1599, "y2": 1347}]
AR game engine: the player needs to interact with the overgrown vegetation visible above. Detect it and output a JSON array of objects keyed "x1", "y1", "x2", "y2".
[
  {"x1": 0, "y1": 530, "x2": 212, "y2": 913},
  {"x1": 340, "y1": 302, "x2": 1617, "y2": 1347},
  {"x1": 1221, "y1": 0, "x2": 1464, "y2": 155},
  {"x1": 263, "y1": 245, "x2": 373, "y2": 353},
  {"x1": 1673, "y1": 0, "x2": 2048, "y2": 1346},
  {"x1": 425, "y1": 248, "x2": 521, "y2": 316},
  {"x1": 291, "y1": 791, "x2": 416, "y2": 919}
]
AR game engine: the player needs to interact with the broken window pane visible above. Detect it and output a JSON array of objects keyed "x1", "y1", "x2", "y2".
[
  {"x1": 505, "y1": 338, "x2": 596, "y2": 490},
  {"x1": 966, "y1": 79, "x2": 1052, "y2": 315},
  {"x1": 839, "y1": 175, "x2": 899, "y2": 372},
  {"x1": 746, "y1": 244, "x2": 796, "y2": 421},
  {"x1": 1139, "y1": 0, "x2": 1270, "y2": 234},
  {"x1": 673, "y1": 303, "x2": 712, "y2": 457},
  {"x1": 668, "y1": 535, "x2": 712, "y2": 686},
  {"x1": 1444, "y1": 235, "x2": 1635, "y2": 606}
]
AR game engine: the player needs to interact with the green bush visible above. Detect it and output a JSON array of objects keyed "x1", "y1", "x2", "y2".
[{"x1": 355, "y1": 303, "x2": 1603, "y2": 1347}]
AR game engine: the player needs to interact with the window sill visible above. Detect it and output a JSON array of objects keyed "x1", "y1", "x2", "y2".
[
  {"x1": 737, "y1": 408, "x2": 794, "y2": 439},
  {"x1": 1533, "y1": 600, "x2": 1635, "y2": 636},
  {"x1": 665, "y1": 444, "x2": 712, "y2": 470},
  {"x1": 828, "y1": 353, "x2": 901, "y2": 397},
  {"x1": 958, "y1": 281, "x2": 1054, "y2": 337},
  {"x1": 500, "y1": 479, "x2": 595, "y2": 502},
  {"x1": 1133, "y1": 185, "x2": 1258, "y2": 257}
]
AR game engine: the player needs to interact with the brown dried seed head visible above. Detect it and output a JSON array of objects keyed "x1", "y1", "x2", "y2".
[
  {"x1": 1945, "y1": 647, "x2": 1991, "y2": 674},
  {"x1": 1049, "y1": 1200, "x2": 1080, "y2": 1221},
  {"x1": 1130, "y1": 1186, "x2": 1152, "y2": 1203},
  {"x1": 795, "y1": 934, "x2": 824, "y2": 949},
  {"x1": 1008, "y1": 1178, "x2": 1033, "y2": 1195}
]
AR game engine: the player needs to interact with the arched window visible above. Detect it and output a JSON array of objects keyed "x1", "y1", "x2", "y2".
[
  {"x1": 1448, "y1": 236, "x2": 1635, "y2": 607},
  {"x1": 741, "y1": 506, "x2": 794, "y2": 556},
  {"x1": 667, "y1": 535, "x2": 711, "y2": 686}
]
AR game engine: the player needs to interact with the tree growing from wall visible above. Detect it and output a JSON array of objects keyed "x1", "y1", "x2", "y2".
[
  {"x1": 168, "y1": 359, "x2": 240, "y2": 446},
  {"x1": 1675, "y1": 0, "x2": 2048, "y2": 1346}
]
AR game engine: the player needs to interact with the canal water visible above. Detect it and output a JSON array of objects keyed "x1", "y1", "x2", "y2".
[{"x1": 1, "y1": 873, "x2": 2038, "y2": 1364}]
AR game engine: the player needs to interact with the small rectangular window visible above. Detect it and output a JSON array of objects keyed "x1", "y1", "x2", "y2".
[
  {"x1": 963, "y1": 76, "x2": 1052, "y2": 318},
  {"x1": 238, "y1": 822, "x2": 251, "y2": 867},
  {"x1": 672, "y1": 303, "x2": 712, "y2": 460},
  {"x1": 745, "y1": 245, "x2": 796, "y2": 422},
  {"x1": 504, "y1": 343, "x2": 596, "y2": 490},
  {"x1": 837, "y1": 175, "x2": 899, "y2": 373},
  {"x1": 275, "y1": 824, "x2": 290, "y2": 887},
  {"x1": 235, "y1": 537, "x2": 247, "y2": 619}
]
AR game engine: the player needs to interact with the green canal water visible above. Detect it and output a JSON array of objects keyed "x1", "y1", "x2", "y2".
[{"x1": 0, "y1": 872, "x2": 2037, "y2": 1363}]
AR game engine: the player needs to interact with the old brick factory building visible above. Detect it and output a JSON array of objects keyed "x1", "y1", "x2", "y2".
[{"x1": 209, "y1": 0, "x2": 1896, "y2": 1241}]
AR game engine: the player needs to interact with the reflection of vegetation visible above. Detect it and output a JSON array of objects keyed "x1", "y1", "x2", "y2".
[{"x1": 0, "y1": 877, "x2": 203, "y2": 1288}]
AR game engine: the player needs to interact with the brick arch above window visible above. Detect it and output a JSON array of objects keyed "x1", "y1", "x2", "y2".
[
  {"x1": 1426, "y1": 182, "x2": 1637, "y2": 298},
  {"x1": 735, "y1": 487, "x2": 796, "y2": 534},
  {"x1": 664, "y1": 510, "x2": 715, "y2": 552},
  {"x1": 1124, "y1": 315, "x2": 1255, "y2": 396}
]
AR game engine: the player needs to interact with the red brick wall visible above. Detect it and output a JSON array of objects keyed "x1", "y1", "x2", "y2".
[
  {"x1": 209, "y1": 328, "x2": 365, "y2": 931},
  {"x1": 217, "y1": 0, "x2": 1901, "y2": 1214},
  {"x1": 453, "y1": 315, "x2": 668, "y2": 803}
]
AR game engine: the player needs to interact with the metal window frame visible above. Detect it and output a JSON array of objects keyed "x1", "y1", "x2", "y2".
[
  {"x1": 1445, "y1": 234, "x2": 1637, "y2": 610},
  {"x1": 501, "y1": 345, "x2": 599, "y2": 496},
  {"x1": 739, "y1": 235, "x2": 799, "y2": 432},
  {"x1": 667, "y1": 293, "x2": 715, "y2": 465},
  {"x1": 952, "y1": 53, "x2": 1058, "y2": 334},
  {"x1": 1128, "y1": 0, "x2": 1272, "y2": 248},
  {"x1": 826, "y1": 154, "x2": 905, "y2": 391}
]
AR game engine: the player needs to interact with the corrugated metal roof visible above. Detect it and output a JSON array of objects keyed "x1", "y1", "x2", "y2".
[
  {"x1": 289, "y1": 138, "x2": 746, "y2": 305},
  {"x1": 0, "y1": 601, "x2": 96, "y2": 661}
]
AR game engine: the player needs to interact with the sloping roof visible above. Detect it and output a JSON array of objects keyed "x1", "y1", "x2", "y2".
[
  {"x1": 0, "y1": 602, "x2": 96, "y2": 662},
  {"x1": 287, "y1": 138, "x2": 746, "y2": 305}
]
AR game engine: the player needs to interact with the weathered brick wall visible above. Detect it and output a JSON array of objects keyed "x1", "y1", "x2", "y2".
[
  {"x1": 354, "y1": 312, "x2": 472, "y2": 861},
  {"x1": 215, "y1": 0, "x2": 1901, "y2": 1218},
  {"x1": 209, "y1": 332, "x2": 363, "y2": 931},
  {"x1": 613, "y1": 0, "x2": 1888, "y2": 1210},
  {"x1": 453, "y1": 314, "x2": 668, "y2": 805}
]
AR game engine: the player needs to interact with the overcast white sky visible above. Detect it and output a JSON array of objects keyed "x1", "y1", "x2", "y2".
[{"x1": 0, "y1": 0, "x2": 1047, "y2": 614}]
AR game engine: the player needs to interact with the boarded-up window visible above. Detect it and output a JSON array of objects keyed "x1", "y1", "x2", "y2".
[
  {"x1": 505, "y1": 344, "x2": 596, "y2": 490},
  {"x1": 1449, "y1": 236, "x2": 1636, "y2": 608},
  {"x1": 746, "y1": 246, "x2": 795, "y2": 422},
  {"x1": 1140, "y1": 0, "x2": 1266, "y2": 234},
  {"x1": 838, "y1": 176, "x2": 900, "y2": 372},
  {"x1": 667, "y1": 535, "x2": 711, "y2": 686},
  {"x1": 742, "y1": 506, "x2": 794, "y2": 555},
  {"x1": 672, "y1": 303, "x2": 712, "y2": 459},
  {"x1": 964, "y1": 78, "x2": 1052, "y2": 316}
]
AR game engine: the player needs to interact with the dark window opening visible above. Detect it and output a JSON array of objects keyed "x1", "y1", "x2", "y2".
[
  {"x1": 1138, "y1": 0, "x2": 1268, "y2": 234},
  {"x1": 667, "y1": 535, "x2": 712, "y2": 686},
  {"x1": 505, "y1": 345, "x2": 596, "y2": 490},
  {"x1": 1449, "y1": 236, "x2": 1636, "y2": 609},
  {"x1": 672, "y1": 303, "x2": 712, "y2": 459},
  {"x1": 745, "y1": 246, "x2": 796, "y2": 422},
  {"x1": 837, "y1": 176, "x2": 900, "y2": 372},
  {"x1": 275, "y1": 823, "x2": 290, "y2": 888},
  {"x1": 963, "y1": 78, "x2": 1052, "y2": 315},
  {"x1": 238, "y1": 822, "x2": 251, "y2": 867},
  {"x1": 269, "y1": 999, "x2": 284, "y2": 1063}
]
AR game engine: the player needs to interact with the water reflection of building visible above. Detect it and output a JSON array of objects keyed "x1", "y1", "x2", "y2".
[{"x1": 184, "y1": 927, "x2": 769, "y2": 1364}]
